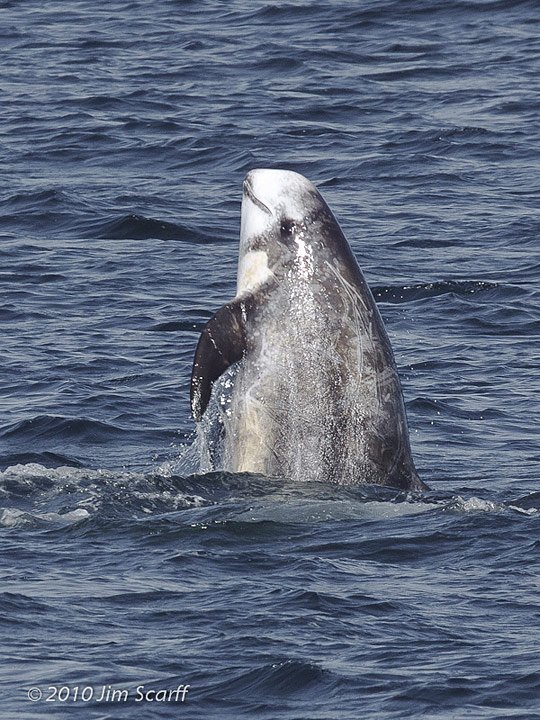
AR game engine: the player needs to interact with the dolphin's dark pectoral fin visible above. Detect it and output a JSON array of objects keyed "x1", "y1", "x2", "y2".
[{"x1": 190, "y1": 300, "x2": 248, "y2": 421}]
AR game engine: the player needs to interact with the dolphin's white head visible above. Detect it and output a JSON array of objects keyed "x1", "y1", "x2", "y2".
[{"x1": 237, "y1": 169, "x2": 330, "y2": 295}]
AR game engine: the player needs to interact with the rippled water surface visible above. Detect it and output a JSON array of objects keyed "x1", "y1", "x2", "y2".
[{"x1": 1, "y1": 1, "x2": 539, "y2": 718}]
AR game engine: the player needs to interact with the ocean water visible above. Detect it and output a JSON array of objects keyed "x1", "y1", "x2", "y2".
[{"x1": 1, "y1": 1, "x2": 539, "y2": 718}]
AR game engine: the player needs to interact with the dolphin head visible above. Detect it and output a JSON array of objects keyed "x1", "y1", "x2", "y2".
[{"x1": 237, "y1": 169, "x2": 340, "y2": 295}]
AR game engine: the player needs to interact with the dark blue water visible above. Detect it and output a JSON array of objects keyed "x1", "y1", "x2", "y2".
[{"x1": 1, "y1": 1, "x2": 539, "y2": 718}]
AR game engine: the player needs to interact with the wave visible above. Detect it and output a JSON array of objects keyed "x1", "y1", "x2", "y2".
[
  {"x1": 90, "y1": 214, "x2": 211, "y2": 242},
  {"x1": 0, "y1": 462, "x2": 537, "y2": 532},
  {"x1": 407, "y1": 397, "x2": 505, "y2": 420},
  {"x1": 0, "y1": 189, "x2": 216, "y2": 243},
  {"x1": 1, "y1": 188, "x2": 70, "y2": 210},
  {"x1": 0, "y1": 507, "x2": 90, "y2": 530},
  {"x1": 148, "y1": 320, "x2": 203, "y2": 332},
  {"x1": 0, "y1": 415, "x2": 129, "y2": 443},
  {"x1": 0, "y1": 451, "x2": 83, "y2": 470},
  {"x1": 372, "y1": 279, "x2": 499, "y2": 304},
  {"x1": 204, "y1": 659, "x2": 325, "y2": 699}
]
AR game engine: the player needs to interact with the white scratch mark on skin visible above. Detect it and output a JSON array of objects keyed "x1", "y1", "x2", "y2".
[{"x1": 324, "y1": 259, "x2": 371, "y2": 380}]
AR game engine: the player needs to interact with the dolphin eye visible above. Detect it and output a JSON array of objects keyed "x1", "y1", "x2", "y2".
[{"x1": 280, "y1": 219, "x2": 296, "y2": 239}]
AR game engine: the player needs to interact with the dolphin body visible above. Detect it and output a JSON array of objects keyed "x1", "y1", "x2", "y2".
[{"x1": 191, "y1": 169, "x2": 427, "y2": 491}]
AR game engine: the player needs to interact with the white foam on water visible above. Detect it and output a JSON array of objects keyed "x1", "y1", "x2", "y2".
[
  {"x1": 449, "y1": 496, "x2": 502, "y2": 513},
  {"x1": 0, "y1": 506, "x2": 90, "y2": 528},
  {"x1": 2, "y1": 462, "x2": 536, "y2": 527},
  {"x1": 231, "y1": 498, "x2": 439, "y2": 524}
]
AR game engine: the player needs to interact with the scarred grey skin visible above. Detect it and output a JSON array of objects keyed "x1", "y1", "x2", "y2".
[{"x1": 191, "y1": 169, "x2": 427, "y2": 491}]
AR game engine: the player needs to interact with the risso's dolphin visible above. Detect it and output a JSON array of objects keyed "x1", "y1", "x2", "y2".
[{"x1": 191, "y1": 169, "x2": 427, "y2": 491}]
